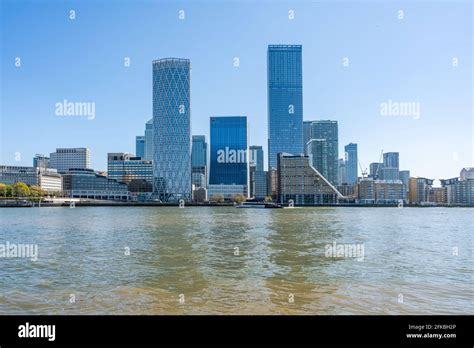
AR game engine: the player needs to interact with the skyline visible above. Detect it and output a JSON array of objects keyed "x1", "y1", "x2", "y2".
[{"x1": 1, "y1": 0, "x2": 472, "y2": 181}]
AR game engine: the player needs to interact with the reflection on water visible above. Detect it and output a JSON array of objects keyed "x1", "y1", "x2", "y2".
[{"x1": 0, "y1": 207, "x2": 472, "y2": 314}]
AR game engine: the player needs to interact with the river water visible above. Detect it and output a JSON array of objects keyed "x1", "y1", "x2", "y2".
[{"x1": 0, "y1": 206, "x2": 472, "y2": 314}]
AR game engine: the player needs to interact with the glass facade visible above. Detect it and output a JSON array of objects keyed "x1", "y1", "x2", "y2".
[
  {"x1": 267, "y1": 45, "x2": 303, "y2": 169},
  {"x1": 249, "y1": 145, "x2": 264, "y2": 172},
  {"x1": 310, "y1": 121, "x2": 339, "y2": 185},
  {"x1": 192, "y1": 135, "x2": 207, "y2": 188},
  {"x1": 144, "y1": 119, "x2": 153, "y2": 161},
  {"x1": 152, "y1": 58, "x2": 191, "y2": 202},
  {"x1": 344, "y1": 143, "x2": 358, "y2": 184},
  {"x1": 107, "y1": 153, "x2": 153, "y2": 184},
  {"x1": 135, "y1": 136, "x2": 145, "y2": 158},
  {"x1": 307, "y1": 139, "x2": 329, "y2": 180},
  {"x1": 209, "y1": 116, "x2": 248, "y2": 186}
]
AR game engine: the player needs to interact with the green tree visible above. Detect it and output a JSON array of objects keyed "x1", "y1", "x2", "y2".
[
  {"x1": 30, "y1": 185, "x2": 46, "y2": 197},
  {"x1": 12, "y1": 182, "x2": 30, "y2": 197},
  {"x1": 0, "y1": 183, "x2": 6, "y2": 197}
]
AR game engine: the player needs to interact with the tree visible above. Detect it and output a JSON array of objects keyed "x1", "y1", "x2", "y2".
[
  {"x1": 210, "y1": 194, "x2": 224, "y2": 203},
  {"x1": 0, "y1": 183, "x2": 6, "y2": 197},
  {"x1": 12, "y1": 182, "x2": 30, "y2": 197},
  {"x1": 30, "y1": 185, "x2": 46, "y2": 197},
  {"x1": 264, "y1": 196, "x2": 273, "y2": 202},
  {"x1": 232, "y1": 194, "x2": 246, "y2": 203}
]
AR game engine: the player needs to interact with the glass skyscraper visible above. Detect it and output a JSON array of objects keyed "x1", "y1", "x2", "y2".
[
  {"x1": 209, "y1": 116, "x2": 248, "y2": 186},
  {"x1": 144, "y1": 119, "x2": 153, "y2": 161},
  {"x1": 310, "y1": 121, "x2": 339, "y2": 185},
  {"x1": 249, "y1": 145, "x2": 264, "y2": 172},
  {"x1": 267, "y1": 45, "x2": 303, "y2": 169},
  {"x1": 380, "y1": 152, "x2": 400, "y2": 181},
  {"x1": 344, "y1": 143, "x2": 358, "y2": 184},
  {"x1": 152, "y1": 58, "x2": 191, "y2": 202},
  {"x1": 192, "y1": 135, "x2": 208, "y2": 188},
  {"x1": 135, "y1": 136, "x2": 145, "y2": 158}
]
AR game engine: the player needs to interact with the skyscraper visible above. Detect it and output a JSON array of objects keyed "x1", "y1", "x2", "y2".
[
  {"x1": 249, "y1": 145, "x2": 264, "y2": 172},
  {"x1": 144, "y1": 119, "x2": 153, "y2": 161},
  {"x1": 135, "y1": 136, "x2": 145, "y2": 158},
  {"x1": 209, "y1": 116, "x2": 248, "y2": 186},
  {"x1": 380, "y1": 152, "x2": 400, "y2": 181},
  {"x1": 192, "y1": 135, "x2": 208, "y2": 188},
  {"x1": 303, "y1": 121, "x2": 313, "y2": 155},
  {"x1": 307, "y1": 139, "x2": 328, "y2": 180},
  {"x1": 344, "y1": 143, "x2": 358, "y2": 184},
  {"x1": 49, "y1": 148, "x2": 90, "y2": 173},
  {"x1": 267, "y1": 45, "x2": 303, "y2": 169},
  {"x1": 152, "y1": 58, "x2": 191, "y2": 202},
  {"x1": 310, "y1": 121, "x2": 339, "y2": 185}
]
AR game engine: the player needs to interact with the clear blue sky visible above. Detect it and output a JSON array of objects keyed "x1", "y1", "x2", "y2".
[{"x1": 1, "y1": 0, "x2": 472, "y2": 181}]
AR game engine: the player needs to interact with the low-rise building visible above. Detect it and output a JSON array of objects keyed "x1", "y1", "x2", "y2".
[
  {"x1": 408, "y1": 177, "x2": 434, "y2": 204},
  {"x1": 63, "y1": 168, "x2": 128, "y2": 200},
  {"x1": 277, "y1": 153, "x2": 343, "y2": 205},
  {"x1": 0, "y1": 165, "x2": 62, "y2": 193},
  {"x1": 207, "y1": 184, "x2": 247, "y2": 201}
]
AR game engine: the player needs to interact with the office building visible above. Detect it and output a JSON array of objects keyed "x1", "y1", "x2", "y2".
[
  {"x1": 152, "y1": 58, "x2": 191, "y2": 202},
  {"x1": 399, "y1": 170, "x2": 410, "y2": 195},
  {"x1": 63, "y1": 168, "x2": 128, "y2": 200},
  {"x1": 209, "y1": 117, "x2": 248, "y2": 197},
  {"x1": 277, "y1": 153, "x2": 343, "y2": 205},
  {"x1": 267, "y1": 168, "x2": 278, "y2": 199},
  {"x1": 267, "y1": 45, "x2": 303, "y2": 169},
  {"x1": 144, "y1": 119, "x2": 153, "y2": 161},
  {"x1": 249, "y1": 145, "x2": 266, "y2": 199},
  {"x1": 135, "y1": 136, "x2": 145, "y2": 159},
  {"x1": 33, "y1": 154, "x2": 50, "y2": 170},
  {"x1": 344, "y1": 143, "x2": 358, "y2": 184},
  {"x1": 249, "y1": 145, "x2": 264, "y2": 172},
  {"x1": 307, "y1": 139, "x2": 329, "y2": 181},
  {"x1": 50, "y1": 148, "x2": 90, "y2": 173},
  {"x1": 309, "y1": 121, "x2": 339, "y2": 185},
  {"x1": 0, "y1": 165, "x2": 62, "y2": 192},
  {"x1": 107, "y1": 153, "x2": 153, "y2": 191},
  {"x1": 338, "y1": 158, "x2": 347, "y2": 185},
  {"x1": 358, "y1": 178, "x2": 405, "y2": 204},
  {"x1": 192, "y1": 135, "x2": 208, "y2": 188},
  {"x1": 369, "y1": 162, "x2": 383, "y2": 179},
  {"x1": 379, "y1": 152, "x2": 399, "y2": 181}
]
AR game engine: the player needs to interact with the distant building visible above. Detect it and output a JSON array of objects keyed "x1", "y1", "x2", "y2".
[
  {"x1": 50, "y1": 148, "x2": 90, "y2": 173},
  {"x1": 192, "y1": 135, "x2": 208, "y2": 188},
  {"x1": 308, "y1": 120, "x2": 339, "y2": 185},
  {"x1": 429, "y1": 187, "x2": 447, "y2": 204},
  {"x1": 379, "y1": 152, "x2": 399, "y2": 181},
  {"x1": 460, "y1": 167, "x2": 474, "y2": 181},
  {"x1": 277, "y1": 153, "x2": 342, "y2": 205},
  {"x1": 0, "y1": 165, "x2": 62, "y2": 192},
  {"x1": 250, "y1": 170, "x2": 267, "y2": 200},
  {"x1": 408, "y1": 177, "x2": 434, "y2": 204},
  {"x1": 441, "y1": 169, "x2": 474, "y2": 205},
  {"x1": 208, "y1": 184, "x2": 247, "y2": 200},
  {"x1": 337, "y1": 183, "x2": 356, "y2": 198},
  {"x1": 209, "y1": 116, "x2": 249, "y2": 197},
  {"x1": 144, "y1": 119, "x2": 153, "y2": 161},
  {"x1": 369, "y1": 162, "x2": 382, "y2": 179},
  {"x1": 107, "y1": 153, "x2": 153, "y2": 187},
  {"x1": 63, "y1": 168, "x2": 128, "y2": 200},
  {"x1": 192, "y1": 187, "x2": 207, "y2": 203},
  {"x1": 344, "y1": 143, "x2": 358, "y2": 184},
  {"x1": 267, "y1": 168, "x2": 278, "y2": 199},
  {"x1": 307, "y1": 139, "x2": 329, "y2": 182},
  {"x1": 338, "y1": 158, "x2": 347, "y2": 185},
  {"x1": 33, "y1": 154, "x2": 50, "y2": 170},
  {"x1": 135, "y1": 136, "x2": 145, "y2": 158},
  {"x1": 399, "y1": 170, "x2": 410, "y2": 196},
  {"x1": 303, "y1": 121, "x2": 313, "y2": 155},
  {"x1": 153, "y1": 58, "x2": 191, "y2": 202},
  {"x1": 267, "y1": 45, "x2": 303, "y2": 169},
  {"x1": 358, "y1": 178, "x2": 405, "y2": 204},
  {"x1": 249, "y1": 145, "x2": 264, "y2": 172}
]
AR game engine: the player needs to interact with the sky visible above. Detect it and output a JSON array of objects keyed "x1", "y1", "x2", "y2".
[{"x1": 1, "y1": 0, "x2": 472, "y2": 181}]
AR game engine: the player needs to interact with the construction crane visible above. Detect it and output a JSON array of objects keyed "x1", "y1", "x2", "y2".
[{"x1": 358, "y1": 160, "x2": 368, "y2": 178}]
